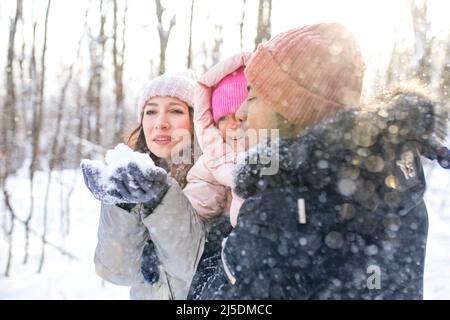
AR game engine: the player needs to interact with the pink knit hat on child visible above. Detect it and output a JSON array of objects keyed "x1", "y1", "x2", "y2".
[{"x1": 211, "y1": 67, "x2": 248, "y2": 124}]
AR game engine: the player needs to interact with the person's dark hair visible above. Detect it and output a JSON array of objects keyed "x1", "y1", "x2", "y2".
[{"x1": 127, "y1": 107, "x2": 196, "y2": 188}]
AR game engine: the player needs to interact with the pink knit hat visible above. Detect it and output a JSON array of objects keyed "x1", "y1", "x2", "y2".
[
  {"x1": 211, "y1": 67, "x2": 248, "y2": 124},
  {"x1": 245, "y1": 23, "x2": 365, "y2": 129}
]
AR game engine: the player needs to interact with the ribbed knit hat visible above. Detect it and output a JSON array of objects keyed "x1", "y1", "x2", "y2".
[
  {"x1": 137, "y1": 69, "x2": 199, "y2": 122},
  {"x1": 245, "y1": 23, "x2": 365, "y2": 128},
  {"x1": 211, "y1": 67, "x2": 248, "y2": 124}
]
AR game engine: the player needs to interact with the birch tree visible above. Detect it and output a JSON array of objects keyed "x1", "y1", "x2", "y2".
[{"x1": 155, "y1": 0, "x2": 176, "y2": 75}]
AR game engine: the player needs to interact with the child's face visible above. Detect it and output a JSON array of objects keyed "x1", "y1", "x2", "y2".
[{"x1": 217, "y1": 113, "x2": 243, "y2": 144}]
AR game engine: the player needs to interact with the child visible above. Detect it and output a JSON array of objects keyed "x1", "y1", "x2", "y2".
[{"x1": 183, "y1": 53, "x2": 251, "y2": 227}]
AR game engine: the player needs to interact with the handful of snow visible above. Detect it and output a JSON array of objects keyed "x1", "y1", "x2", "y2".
[
  {"x1": 104, "y1": 143, "x2": 158, "y2": 173},
  {"x1": 82, "y1": 143, "x2": 158, "y2": 178},
  {"x1": 81, "y1": 143, "x2": 166, "y2": 204}
]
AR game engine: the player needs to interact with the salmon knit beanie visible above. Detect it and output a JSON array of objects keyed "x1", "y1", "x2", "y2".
[
  {"x1": 211, "y1": 67, "x2": 248, "y2": 124},
  {"x1": 137, "y1": 69, "x2": 199, "y2": 122},
  {"x1": 245, "y1": 23, "x2": 365, "y2": 128}
]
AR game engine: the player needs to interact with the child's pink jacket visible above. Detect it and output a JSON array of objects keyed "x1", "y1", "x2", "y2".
[{"x1": 183, "y1": 53, "x2": 251, "y2": 226}]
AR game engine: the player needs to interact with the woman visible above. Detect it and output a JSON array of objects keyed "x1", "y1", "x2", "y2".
[{"x1": 82, "y1": 70, "x2": 228, "y2": 299}]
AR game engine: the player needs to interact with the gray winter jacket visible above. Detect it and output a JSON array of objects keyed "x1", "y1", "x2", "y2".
[{"x1": 94, "y1": 177, "x2": 207, "y2": 300}]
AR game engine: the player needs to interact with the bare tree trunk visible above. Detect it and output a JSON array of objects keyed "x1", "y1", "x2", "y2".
[
  {"x1": 86, "y1": 1, "x2": 107, "y2": 147},
  {"x1": 95, "y1": 0, "x2": 106, "y2": 146},
  {"x1": 60, "y1": 80, "x2": 85, "y2": 237},
  {"x1": 386, "y1": 38, "x2": 409, "y2": 86},
  {"x1": 18, "y1": 17, "x2": 28, "y2": 141},
  {"x1": 186, "y1": 0, "x2": 195, "y2": 68},
  {"x1": 24, "y1": 0, "x2": 51, "y2": 266},
  {"x1": 39, "y1": 2, "x2": 84, "y2": 273},
  {"x1": 386, "y1": 0, "x2": 433, "y2": 86},
  {"x1": 62, "y1": 170, "x2": 77, "y2": 236},
  {"x1": 1, "y1": 0, "x2": 22, "y2": 173},
  {"x1": 200, "y1": 42, "x2": 209, "y2": 73},
  {"x1": 53, "y1": 28, "x2": 84, "y2": 240},
  {"x1": 1, "y1": 3, "x2": 21, "y2": 267},
  {"x1": 86, "y1": 35, "x2": 95, "y2": 148},
  {"x1": 240, "y1": 0, "x2": 246, "y2": 52},
  {"x1": 155, "y1": 0, "x2": 176, "y2": 75},
  {"x1": 212, "y1": 25, "x2": 223, "y2": 66},
  {"x1": 83, "y1": 5, "x2": 94, "y2": 154},
  {"x1": 76, "y1": 82, "x2": 86, "y2": 165},
  {"x1": 3, "y1": 188, "x2": 17, "y2": 277},
  {"x1": 112, "y1": 0, "x2": 127, "y2": 145},
  {"x1": 2, "y1": 1, "x2": 22, "y2": 276},
  {"x1": 3, "y1": 16, "x2": 24, "y2": 269},
  {"x1": 35, "y1": 0, "x2": 52, "y2": 273},
  {"x1": 254, "y1": 0, "x2": 272, "y2": 50},
  {"x1": 24, "y1": 20, "x2": 38, "y2": 265},
  {"x1": 57, "y1": 29, "x2": 86, "y2": 237},
  {"x1": 409, "y1": 0, "x2": 432, "y2": 84},
  {"x1": 58, "y1": 170, "x2": 65, "y2": 238}
]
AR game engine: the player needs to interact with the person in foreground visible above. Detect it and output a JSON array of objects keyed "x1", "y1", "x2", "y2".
[{"x1": 201, "y1": 22, "x2": 450, "y2": 299}]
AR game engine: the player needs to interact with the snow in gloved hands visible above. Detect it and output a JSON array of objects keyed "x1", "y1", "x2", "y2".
[{"x1": 80, "y1": 143, "x2": 170, "y2": 205}]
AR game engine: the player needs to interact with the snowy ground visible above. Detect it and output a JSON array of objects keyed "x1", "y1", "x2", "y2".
[
  {"x1": 1, "y1": 161, "x2": 449, "y2": 300},
  {"x1": 0, "y1": 167, "x2": 129, "y2": 299},
  {"x1": 422, "y1": 161, "x2": 450, "y2": 299}
]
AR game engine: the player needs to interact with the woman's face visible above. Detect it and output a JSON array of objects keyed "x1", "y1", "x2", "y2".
[{"x1": 142, "y1": 96, "x2": 192, "y2": 160}]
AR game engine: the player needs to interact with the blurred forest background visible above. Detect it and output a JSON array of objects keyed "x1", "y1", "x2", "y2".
[{"x1": 0, "y1": 0, "x2": 449, "y2": 293}]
